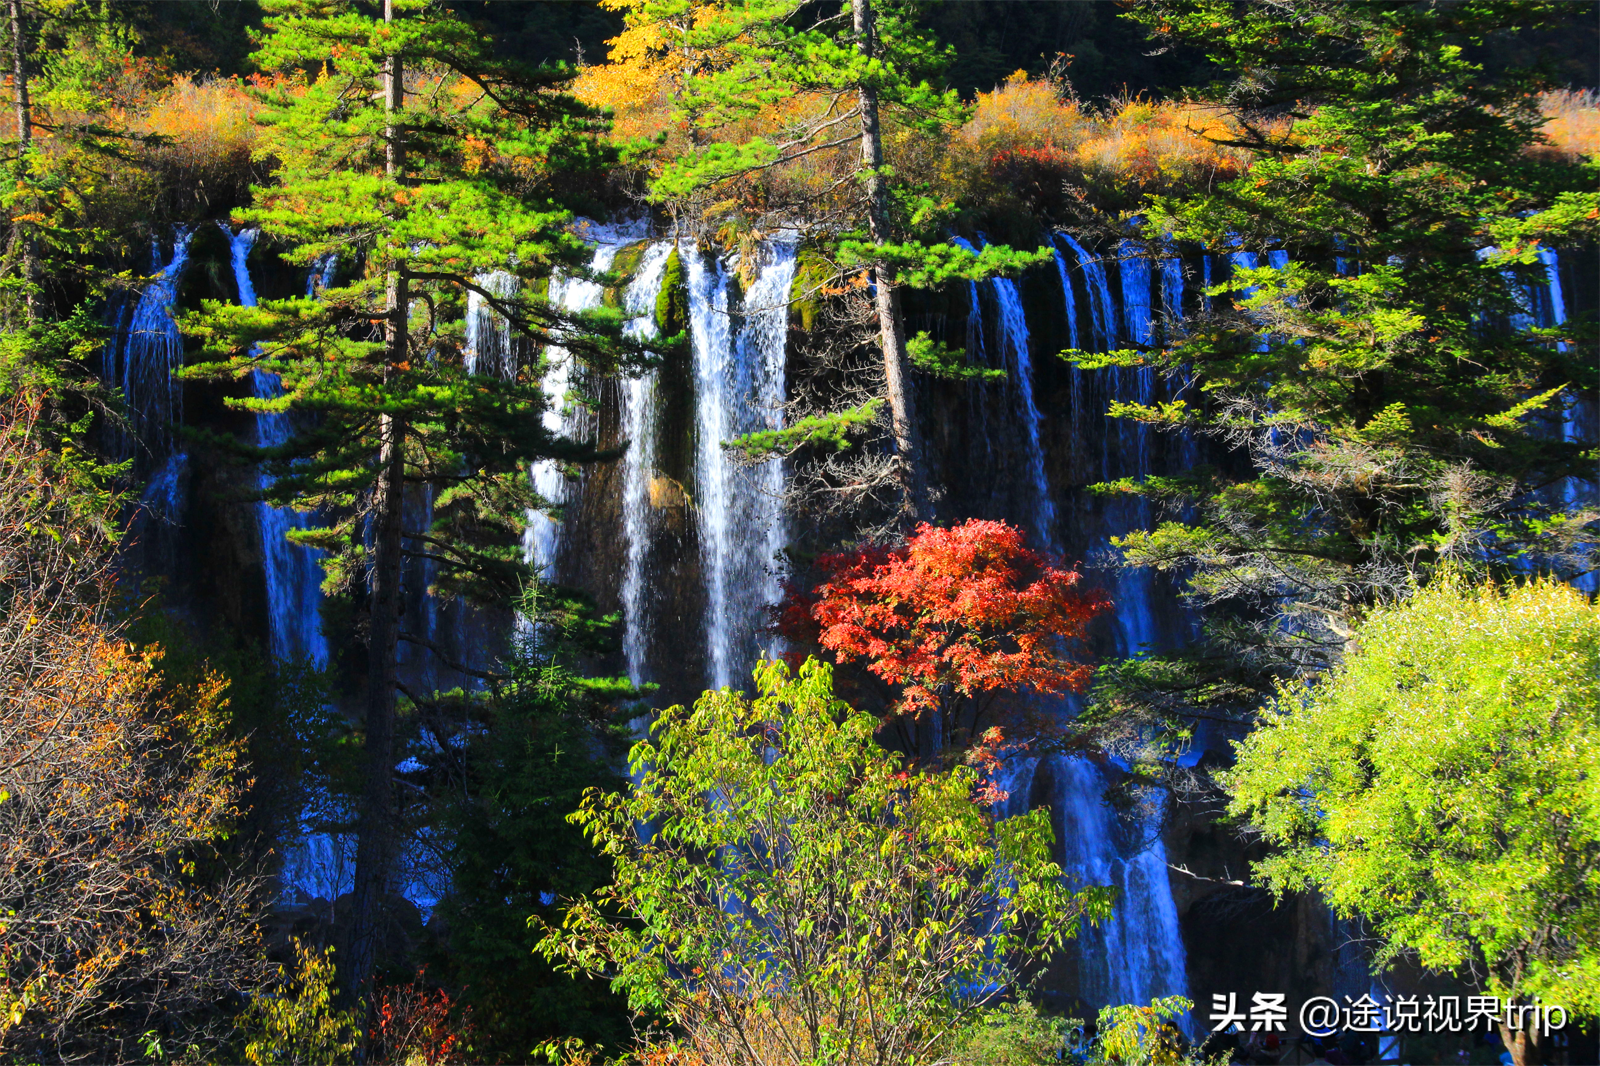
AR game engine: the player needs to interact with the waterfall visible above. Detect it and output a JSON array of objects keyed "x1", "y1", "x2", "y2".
[
  {"x1": 222, "y1": 225, "x2": 330, "y2": 666},
  {"x1": 963, "y1": 277, "x2": 994, "y2": 467},
  {"x1": 525, "y1": 241, "x2": 627, "y2": 576},
  {"x1": 1117, "y1": 243, "x2": 1158, "y2": 458},
  {"x1": 619, "y1": 241, "x2": 674, "y2": 684},
  {"x1": 1229, "y1": 247, "x2": 1272, "y2": 352},
  {"x1": 109, "y1": 227, "x2": 195, "y2": 461},
  {"x1": 464, "y1": 270, "x2": 522, "y2": 378},
  {"x1": 139, "y1": 451, "x2": 189, "y2": 523},
  {"x1": 1052, "y1": 250, "x2": 1082, "y2": 353},
  {"x1": 988, "y1": 233, "x2": 1189, "y2": 1018},
  {"x1": 1051, "y1": 759, "x2": 1190, "y2": 1018},
  {"x1": 686, "y1": 239, "x2": 796, "y2": 690},
  {"x1": 1161, "y1": 255, "x2": 1184, "y2": 323},
  {"x1": 1535, "y1": 249, "x2": 1598, "y2": 593},
  {"x1": 1057, "y1": 233, "x2": 1116, "y2": 350},
  {"x1": 958, "y1": 236, "x2": 1054, "y2": 545},
  {"x1": 992, "y1": 754, "x2": 1190, "y2": 1021},
  {"x1": 216, "y1": 233, "x2": 349, "y2": 909}
]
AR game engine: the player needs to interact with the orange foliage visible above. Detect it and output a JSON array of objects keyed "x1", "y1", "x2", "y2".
[
  {"x1": 134, "y1": 75, "x2": 262, "y2": 174},
  {"x1": 574, "y1": 0, "x2": 729, "y2": 144},
  {"x1": 938, "y1": 71, "x2": 1257, "y2": 212},
  {"x1": 0, "y1": 398, "x2": 262, "y2": 1058},
  {"x1": 777, "y1": 519, "x2": 1111, "y2": 732},
  {"x1": 1534, "y1": 89, "x2": 1600, "y2": 160}
]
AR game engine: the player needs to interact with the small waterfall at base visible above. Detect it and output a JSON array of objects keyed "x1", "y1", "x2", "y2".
[
  {"x1": 222, "y1": 225, "x2": 330, "y2": 666},
  {"x1": 1051, "y1": 758, "x2": 1190, "y2": 1017},
  {"x1": 525, "y1": 242, "x2": 626, "y2": 576},
  {"x1": 619, "y1": 241, "x2": 674, "y2": 684},
  {"x1": 686, "y1": 239, "x2": 796, "y2": 690},
  {"x1": 108, "y1": 227, "x2": 196, "y2": 463}
]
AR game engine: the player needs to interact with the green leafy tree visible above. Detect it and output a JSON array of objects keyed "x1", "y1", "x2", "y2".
[
  {"x1": 536, "y1": 657, "x2": 1103, "y2": 1066},
  {"x1": 1223, "y1": 577, "x2": 1600, "y2": 1066},
  {"x1": 638, "y1": 0, "x2": 1050, "y2": 518},
  {"x1": 183, "y1": 0, "x2": 663, "y2": 1003},
  {"x1": 1082, "y1": 0, "x2": 1598, "y2": 723}
]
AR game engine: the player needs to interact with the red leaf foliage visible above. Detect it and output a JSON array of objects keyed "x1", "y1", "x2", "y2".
[
  {"x1": 369, "y1": 969, "x2": 475, "y2": 1066},
  {"x1": 775, "y1": 520, "x2": 1112, "y2": 721}
]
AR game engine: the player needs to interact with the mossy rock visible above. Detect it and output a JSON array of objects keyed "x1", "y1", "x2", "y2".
[
  {"x1": 789, "y1": 247, "x2": 834, "y2": 332},
  {"x1": 656, "y1": 246, "x2": 689, "y2": 337},
  {"x1": 603, "y1": 240, "x2": 651, "y2": 310},
  {"x1": 526, "y1": 275, "x2": 550, "y2": 305}
]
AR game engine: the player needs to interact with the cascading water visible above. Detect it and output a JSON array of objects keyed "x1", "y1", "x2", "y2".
[
  {"x1": 1036, "y1": 233, "x2": 1195, "y2": 1019},
  {"x1": 685, "y1": 239, "x2": 796, "y2": 689},
  {"x1": 1051, "y1": 758, "x2": 1190, "y2": 1014},
  {"x1": 464, "y1": 270, "x2": 523, "y2": 378},
  {"x1": 957, "y1": 236, "x2": 1054, "y2": 545},
  {"x1": 618, "y1": 241, "x2": 674, "y2": 684},
  {"x1": 525, "y1": 241, "x2": 627, "y2": 576},
  {"x1": 1053, "y1": 248, "x2": 1086, "y2": 453},
  {"x1": 1529, "y1": 249, "x2": 1598, "y2": 592},
  {"x1": 222, "y1": 225, "x2": 330, "y2": 666},
  {"x1": 1057, "y1": 233, "x2": 1117, "y2": 350},
  {"x1": 1117, "y1": 242, "x2": 1157, "y2": 463},
  {"x1": 215, "y1": 242, "x2": 356, "y2": 909},
  {"x1": 108, "y1": 227, "x2": 195, "y2": 465}
]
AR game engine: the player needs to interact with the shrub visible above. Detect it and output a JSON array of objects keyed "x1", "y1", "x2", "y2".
[
  {"x1": 241, "y1": 941, "x2": 362, "y2": 1066},
  {"x1": 537, "y1": 658, "x2": 1103, "y2": 1066},
  {"x1": 368, "y1": 970, "x2": 475, "y2": 1066}
]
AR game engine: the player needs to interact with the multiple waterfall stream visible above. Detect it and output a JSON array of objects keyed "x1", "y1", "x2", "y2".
[{"x1": 100, "y1": 220, "x2": 1589, "y2": 1018}]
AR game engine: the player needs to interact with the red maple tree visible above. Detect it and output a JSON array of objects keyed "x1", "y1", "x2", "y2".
[{"x1": 775, "y1": 519, "x2": 1111, "y2": 756}]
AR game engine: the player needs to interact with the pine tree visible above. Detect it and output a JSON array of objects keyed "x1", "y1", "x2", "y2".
[
  {"x1": 1083, "y1": 0, "x2": 1599, "y2": 724},
  {"x1": 620, "y1": 0, "x2": 1049, "y2": 520},
  {"x1": 183, "y1": 0, "x2": 662, "y2": 1006}
]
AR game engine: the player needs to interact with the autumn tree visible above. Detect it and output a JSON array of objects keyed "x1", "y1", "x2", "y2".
[
  {"x1": 183, "y1": 0, "x2": 664, "y2": 1005},
  {"x1": 537, "y1": 657, "x2": 1102, "y2": 1066},
  {"x1": 0, "y1": 394, "x2": 265, "y2": 1062},
  {"x1": 776, "y1": 518, "x2": 1110, "y2": 756}
]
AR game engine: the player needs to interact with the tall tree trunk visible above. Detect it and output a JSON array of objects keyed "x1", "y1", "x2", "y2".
[
  {"x1": 853, "y1": 0, "x2": 929, "y2": 522},
  {"x1": 8, "y1": 0, "x2": 35, "y2": 321},
  {"x1": 345, "y1": 0, "x2": 406, "y2": 1011},
  {"x1": 1499, "y1": 1004, "x2": 1544, "y2": 1066}
]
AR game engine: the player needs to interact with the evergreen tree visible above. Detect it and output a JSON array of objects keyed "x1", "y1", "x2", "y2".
[
  {"x1": 624, "y1": 0, "x2": 1049, "y2": 520},
  {"x1": 426, "y1": 587, "x2": 635, "y2": 1061},
  {"x1": 184, "y1": 0, "x2": 663, "y2": 1005},
  {"x1": 1083, "y1": 0, "x2": 1598, "y2": 725}
]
